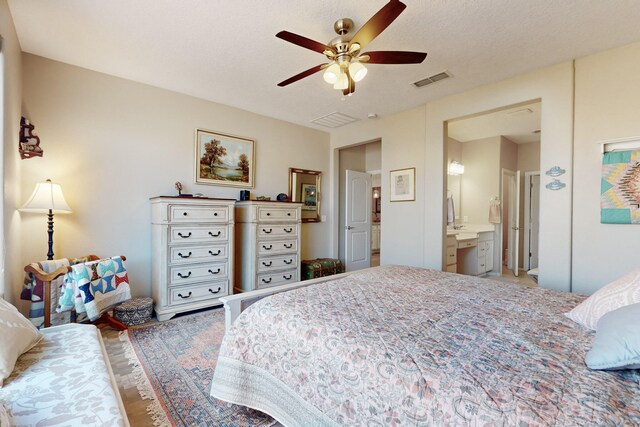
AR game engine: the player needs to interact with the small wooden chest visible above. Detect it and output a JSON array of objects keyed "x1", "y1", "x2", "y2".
[{"x1": 301, "y1": 258, "x2": 344, "y2": 280}]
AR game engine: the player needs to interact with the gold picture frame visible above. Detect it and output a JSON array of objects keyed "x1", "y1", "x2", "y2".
[{"x1": 194, "y1": 129, "x2": 255, "y2": 188}]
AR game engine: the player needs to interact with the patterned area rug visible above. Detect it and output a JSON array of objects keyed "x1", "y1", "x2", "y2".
[{"x1": 120, "y1": 308, "x2": 275, "y2": 426}]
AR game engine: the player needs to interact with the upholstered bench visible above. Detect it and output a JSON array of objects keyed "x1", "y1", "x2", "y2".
[{"x1": 0, "y1": 323, "x2": 129, "y2": 426}]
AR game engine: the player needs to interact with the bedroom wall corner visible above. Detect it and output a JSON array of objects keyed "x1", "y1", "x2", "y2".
[
  {"x1": 19, "y1": 53, "x2": 330, "y2": 299},
  {"x1": 572, "y1": 41, "x2": 640, "y2": 294},
  {"x1": 0, "y1": 0, "x2": 23, "y2": 305}
]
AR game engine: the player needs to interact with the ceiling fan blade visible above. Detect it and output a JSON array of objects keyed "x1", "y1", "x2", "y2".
[
  {"x1": 349, "y1": 0, "x2": 407, "y2": 51},
  {"x1": 362, "y1": 51, "x2": 427, "y2": 64},
  {"x1": 278, "y1": 64, "x2": 327, "y2": 87},
  {"x1": 276, "y1": 31, "x2": 332, "y2": 54}
]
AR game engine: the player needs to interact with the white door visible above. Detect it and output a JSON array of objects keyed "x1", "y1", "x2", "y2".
[
  {"x1": 529, "y1": 174, "x2": 540, "y2": 268},
  {"x1": 345, "y1": 170, "x2": 371, "y2": 271},
  {"x1": 510, "y1": 171, "x2": 521, "y2": 276}
]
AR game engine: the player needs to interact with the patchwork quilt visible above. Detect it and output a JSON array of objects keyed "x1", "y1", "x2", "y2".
[{"x1": 211, "y1": 265, "x2": 640, "y2": 426}]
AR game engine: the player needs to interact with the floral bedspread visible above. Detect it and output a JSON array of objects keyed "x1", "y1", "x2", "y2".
[{"x1": 211, "y1": 265, "x2": 640, "y2": 426}]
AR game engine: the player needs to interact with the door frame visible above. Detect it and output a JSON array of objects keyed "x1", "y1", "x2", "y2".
[
  {"x1": 500, "y1": 168, "x2": 515, "y2": 273},
  {"x1": 523, "y1": 171, "x2": 540, "y2": 271}
]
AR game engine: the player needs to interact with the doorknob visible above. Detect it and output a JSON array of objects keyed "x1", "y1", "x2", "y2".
[{"x1": 345, "y1": 226, "x2": 354, "y2": 230}]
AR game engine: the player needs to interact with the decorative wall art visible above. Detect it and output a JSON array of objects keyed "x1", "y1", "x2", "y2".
[
  {"x1": 390, "y1": 167, "x2": 415, "y2": 202},
  {"x1": 195, "y1": 129, "x2": 255, "y2": 188},
  {"x1": 19, "y1": 117, "x2": 43, "y2": 159},
  {"x1": 600, "y1": 149, "x2": 640, "y2": 224}
]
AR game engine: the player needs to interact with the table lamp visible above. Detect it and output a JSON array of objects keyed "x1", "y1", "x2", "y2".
[{"x1": 20, "y1": 179, "x2": 72, "y2": 260}]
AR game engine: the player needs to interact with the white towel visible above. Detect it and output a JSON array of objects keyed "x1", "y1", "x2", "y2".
[
  {"x1": 489, "y1": 199, "x2": 501, "y2": 224},
  {"x1": 447, "y1": 196, "x2": 455, "y2": 225}
]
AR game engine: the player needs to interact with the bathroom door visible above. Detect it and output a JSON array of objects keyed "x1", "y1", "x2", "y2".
[
  {"x1": 345, "y1": 170, "x2": 371, "y2": 271},
  {"x1": 509, "y1": 171, "x2": 521, "y2": 276}
]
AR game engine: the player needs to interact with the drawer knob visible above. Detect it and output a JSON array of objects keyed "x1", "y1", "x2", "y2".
[
  {"x1": 262, "y1": 228, "x2": 272, "y2": 234},
  {"x1": 178, "y1": 252, "x2": 192, "y2": 259},
  {"x1": 284, "y1": 243, "x2": 293, "y2": 249},
  {"x1": 178, "y1": 232, "x2": 192, "y2": 238},
  {"x1": 209, "y1": 231, "x2": 222, "y2": 237},
  {"x1": 262, "y1": 244, "x2": 273, "y2": 250},
  {"x1": 266, "y1": 212, "x2": 271, "y2": 216},
  {"x1": 284, "y1": 259, "x2": 293, "y2": 265},
  {"x1": 262, "y1": 261, "x2": 273, "y2": 267},
  {"x1": 209, "y1": 249, "x2": 221, "y2": 256},
  {"x1": 284, "y1": 228, "x2": 293, "y2": 233},
  {"x1": 262, "y1": 278, "x2": 272, "y2": 284},
  {"x1": 214, "y1": 212, "x2": 218, "y2": 216},
  {"x1": 177, "y1": 291, "x2": 192, "y2": 299},
  {"x1": 177, "y1": 271, "x2": 192, "y2": 278},
  {"x1": 183, "y1": 212, "x2": 188, "y2": 216},
  {"x1": 208, "y1": 268, "x2": 221, "y2": 275},
  {"x1": 287, "y1": 212, "x2": 291, "y2": 216},
  {"x1": 283, "y1": 275, "x2": 292, "y2": 280},
  {"x1": 208, "y1": 287, "x2": 222, "y2": 294}
]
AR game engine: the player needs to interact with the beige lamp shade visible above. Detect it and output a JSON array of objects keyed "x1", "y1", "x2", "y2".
[{"x1": 20, "y1": 179, "x2": 72, "y2": 213}]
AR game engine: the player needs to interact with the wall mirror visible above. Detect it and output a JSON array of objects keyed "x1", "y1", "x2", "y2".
[{"x1": 289, "y1": 167, "x2": 321, "y2": 223}]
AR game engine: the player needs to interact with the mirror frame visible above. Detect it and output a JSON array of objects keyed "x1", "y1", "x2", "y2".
[{"x1": 289, "y1": 167, "x2": 321, "y2": 223}]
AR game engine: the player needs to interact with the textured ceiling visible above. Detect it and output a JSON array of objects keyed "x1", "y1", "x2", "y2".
[{"x1": 8, "y1": 1, "x2": 640, "y2": 132}]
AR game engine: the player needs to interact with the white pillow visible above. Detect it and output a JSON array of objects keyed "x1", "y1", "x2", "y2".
[
  {"x1": 566, "y1": 269, "x2": 640, "y2": 330},
  {"x1": 0, "y1": 298, "x2": 44, "y2": 386}
]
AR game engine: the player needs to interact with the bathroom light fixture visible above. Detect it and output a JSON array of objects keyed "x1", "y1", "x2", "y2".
[{"x1": 448, "y1": 161, "x2": 465, "y2": 175}]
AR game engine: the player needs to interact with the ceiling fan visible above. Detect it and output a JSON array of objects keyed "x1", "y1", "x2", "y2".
[{"x1": 276, "y1": 0, "x2": 427, "y2": 96}]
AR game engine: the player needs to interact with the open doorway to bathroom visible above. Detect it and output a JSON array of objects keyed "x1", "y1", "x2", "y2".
[{"x1": 445, "y1": 100, "x2": 541, "y2": 287}]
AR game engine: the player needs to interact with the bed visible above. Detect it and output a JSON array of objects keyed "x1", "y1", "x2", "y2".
[{"x1": 210, "y1": 265, "x2": 640, "y2": 426}]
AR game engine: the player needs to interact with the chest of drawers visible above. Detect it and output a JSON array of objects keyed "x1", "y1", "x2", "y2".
[
  {"x1": 235, "y1": 201, "x2": 302, "y2": 292},
  {"x1": 151, "y1": 196, "x2": 235, "y2": 321}
]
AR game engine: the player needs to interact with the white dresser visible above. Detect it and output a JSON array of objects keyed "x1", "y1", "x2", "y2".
[
  {"x1": 235, "y1": 201, "x2": 302, "y2": 292},
  {"x1": 151, "y1": 196, "x2": 235, "y2": 321}
]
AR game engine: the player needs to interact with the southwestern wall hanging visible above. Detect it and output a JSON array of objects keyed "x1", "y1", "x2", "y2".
[
  {"x1": 601, "y1": 149, "x2": 640, "y2": 224},
  {"x1": 194, "y1": 129, "x2": 255, "y2": 188}
]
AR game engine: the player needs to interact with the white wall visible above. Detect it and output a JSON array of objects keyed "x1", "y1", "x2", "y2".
[
  {"x1": 460, "y1": 136, "x2": 501, "y2": 224},
  {"x1": 19, "y1": 54, "x2": 330, "y2": 299},
  {"x1": 572, "y1": 42, "x2": 640, "y2": 294},
  {"x1": 365, "y1": 140, "x2": 381, "y2": 172},
  {"x1": 0, "y1": 0, "x2": 22, "y2": 303},
  {"x1": 330, "y1": 106, "x2": 426, "y2": 268}
]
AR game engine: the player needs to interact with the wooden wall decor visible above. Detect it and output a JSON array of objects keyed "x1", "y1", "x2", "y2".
[{"x1": 19, "y1": 116, "x2": 44, "y2": 159}]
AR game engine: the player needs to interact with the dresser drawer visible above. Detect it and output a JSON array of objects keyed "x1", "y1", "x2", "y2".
[
  {"x1": 445, "y1": 245, "x2": 457, "y2": 264},
  {"x1": 169, "y1": 244, "x2": 228, "y2": 264},
  {"x1": 257, "y1": 206, "x2": 299, "y2": 222},
  {"x1": 257, "y1": 254, "x2": 298, "y2": 273},
  {"x1": 257, "y1": 224, "x2": 298, "y2": 239},
  {"x1": 257, "y1": 239, "x2": 298, "y2": 256},
  {"x1": 169, "y1": 262, "x2": 227, "y2": 285},
  {"x1": 168, "y1": 280, "x2": 228, "y2": 306},
  {"x1": 169, "y1": 225, "x2": 228, "y2": 244},
  {"x1": 257, "y1": 270, "x2": 298, "y2": 289},
  {"x1": 169, "y1": 205, "x2": 229, "y2": 223}
]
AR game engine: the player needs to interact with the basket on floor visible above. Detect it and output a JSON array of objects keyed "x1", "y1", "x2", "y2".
[{"x1": 114, "y1": 297, "x2": 153, "y2": 326}]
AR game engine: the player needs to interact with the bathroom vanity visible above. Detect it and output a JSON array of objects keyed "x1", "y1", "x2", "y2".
[{"x1": 447, "y1": 224, "x2": 497, "y2": 276}]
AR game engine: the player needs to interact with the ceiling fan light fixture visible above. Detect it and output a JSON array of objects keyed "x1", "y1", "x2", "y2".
[
  {"x1": 333, "y1": 71, "x2": 349, "y2": 90},
  {"x1": 349, "y1": 61, "x2": 368, "y2": 82},
  {"x1": 323, "y1": 63, "x2": 341, "y2": 84}
]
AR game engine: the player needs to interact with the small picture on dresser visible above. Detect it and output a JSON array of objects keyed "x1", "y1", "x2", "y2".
[{"x1": 195, "y1": 129, "x2": 255, "y2": 188}]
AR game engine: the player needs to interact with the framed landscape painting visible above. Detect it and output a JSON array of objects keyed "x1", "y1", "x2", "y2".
[{"x1": 195, "y1": 129, "x2": 255, "y2": 188}]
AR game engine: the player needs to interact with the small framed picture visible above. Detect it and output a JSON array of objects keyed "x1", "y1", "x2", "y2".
[
  {"x1": 301, "y1": 183, "x2": 317, "y2": 211},
  {"x1": 389, "y1": 167, "x2": 415, "y2": 202},
  {"x1": 195, "y1": 129, "x2": 255, "y2": 188}
]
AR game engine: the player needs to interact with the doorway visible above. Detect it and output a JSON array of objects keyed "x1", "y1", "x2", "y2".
[
  {"x1": 445, "y1": 100, "x2": 541, "y2": 286},
  {"x1": 338, "y1": 140, "x2": 382, "y2": 271}
]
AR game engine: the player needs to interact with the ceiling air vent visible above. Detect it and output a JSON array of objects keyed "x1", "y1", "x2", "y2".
[
  {"x1": 413, "y1": 71, "x2": 452, "y2": 88},
  {"x1": 311, "y1": 112, "x2": 360, "y2": 128}
]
